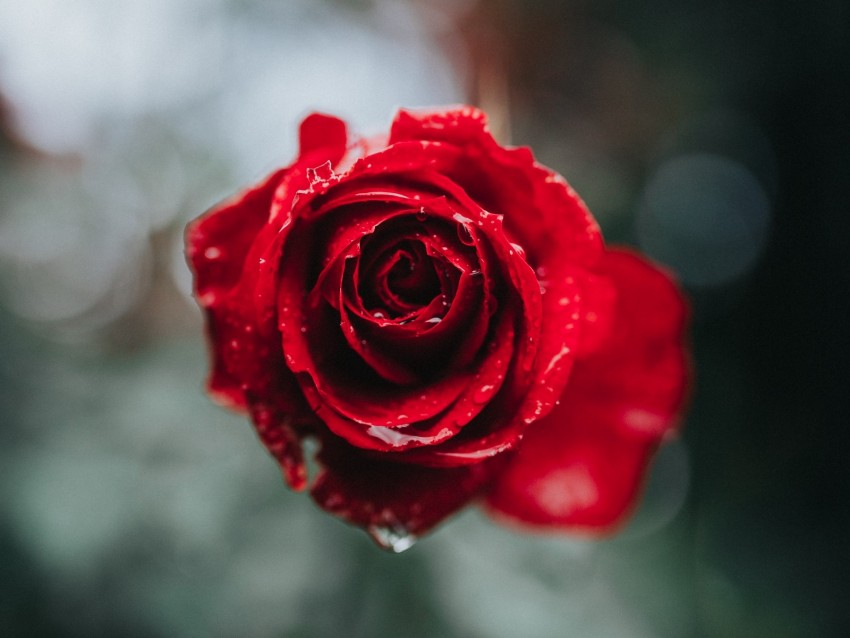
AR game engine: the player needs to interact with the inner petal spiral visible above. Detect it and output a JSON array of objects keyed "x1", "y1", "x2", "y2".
[{"x1": 360, "y1": 239, "x2": 442, "y2": 317}]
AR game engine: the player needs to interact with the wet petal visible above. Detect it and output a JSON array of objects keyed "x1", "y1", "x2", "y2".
[
  {"x1": 298, "y1": 113, "x2": 347, "y2": 165},
  {"x1": 484, "y1": 405, "x2": 657, "y2": 530},
  {"x1": 185, "y1": 168, "x2": 288, "y2": 408},
  {"x1": 186, "y1": 167, "x2": 287, "y2": 309},
  {"x1": 311, "y1": 440, "x2": 499, "y2": 547},
  {"x1": 249, "y1": 398, "x2": 307, "y2": 491},
  {"x1": 484, "y1": 248, "x2": 690, "y2": 529},
  {"x1": 388, "y1": 106, "x2": 604, "y2": 270}
]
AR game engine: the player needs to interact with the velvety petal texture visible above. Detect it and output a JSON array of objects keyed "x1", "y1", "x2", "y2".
[{"x1": 185, "y1": 107, "x2": 690, "y2": 549}]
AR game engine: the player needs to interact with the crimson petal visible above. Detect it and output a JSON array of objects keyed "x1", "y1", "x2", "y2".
[
  {"x1": 311, "y1": 439, "x2": 500, "y2": 548},
  {"x1": 186, "y1": 167, "x2": 288, "y2": 408},
  {"x1": 388, "y1": 107, "x2": 603, "y2": 270},
  {"x1": 484, "y1": 248, "x2": 690, "y2": 529}
]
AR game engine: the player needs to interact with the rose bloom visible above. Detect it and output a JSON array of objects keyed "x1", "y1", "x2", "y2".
[{"x1": 186, "y1": 107, "x2": 689, "y2": 550}]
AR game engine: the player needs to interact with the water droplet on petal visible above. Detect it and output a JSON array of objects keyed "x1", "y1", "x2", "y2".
[
  {"x1": 473, "y1": 384, "x2": 496, "y2": 404},
  {"x1": 204, "y1": 246, "x2": 222, "y2": 260},
  {"x1": 367, "y1": 524, "x2": 417, "y2": 553},
  {"x1": 456, "y1": 224, "x2": 474, "y2": 246}
]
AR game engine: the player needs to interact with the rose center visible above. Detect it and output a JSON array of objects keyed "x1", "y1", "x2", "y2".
[
  {"x1": 361, "y1": 239, "x2": 444, "y2": 317},
  {"x1": 384, "y1": 243, "x2": 440, "y2": 307}
]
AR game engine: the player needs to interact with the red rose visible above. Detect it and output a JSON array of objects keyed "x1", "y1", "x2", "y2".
[{"x1": 185, "y1": 107, "x2": 689, "y2": 550}]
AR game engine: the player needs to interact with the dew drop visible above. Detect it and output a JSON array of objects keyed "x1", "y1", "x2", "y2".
[
  {"x1": 199, "y1": 291, "x2": 218, "y2": 307},
  {"x1": 204, "y1": 246, "x2": 222, "y2": 260},
  {"x1": 425, "y1": 316, "x2": 442, "y2": 325},
  {"x1": 473, "y1": 384, "x2": 496, "y2": 404},
  {"x1": 367, "y1": 524, "x2": 417, "y2": 553},
  {"x1": 415, "y1": 207, "x2": 428, "y2": 222},
  {"x1": 456, "y1": 224, "x2": 475, "y2": 246}
]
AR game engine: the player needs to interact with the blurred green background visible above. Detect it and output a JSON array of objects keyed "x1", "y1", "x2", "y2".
[{"x1": 1, "y1": 0, "x2": 847, "y2": 636}]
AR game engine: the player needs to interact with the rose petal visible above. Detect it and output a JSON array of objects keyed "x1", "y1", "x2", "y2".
[
  {"x1": 298, "y1": 113, "x2": 347, "y2": 165},
  {"x1": 288, "y1": 297, "x2": 516, "y2": 453},
  {"x1": 249, "y1": 398, "x2": 307, "y2": 491},
  {"x1": 310, "y1": 439, "x2": 500, "y2": 546},
  {"x1": 185, "y1": 167, "x2": 288, "y2": 408},
  {"x1": 408, "y1": 270, "x2": 582, "y2": 467},
  {"x1": 186, "y1": 168, "x2": 287, "y2": 303},
  {"x1": 484, "y1": 408, "x2": 657, "y2": 530},
  {"x1": 483, "y1": 248, "x2": 689, "y2": 529},
  {"x1": 288, "y1": 209, "x2": 487, "y2": 384},
  {"x1": 565, "y1": 249, "x2": 690, "y2": 439},
  {"x1": 388, "y1": 106, "x2": 603, "y2": 270}
]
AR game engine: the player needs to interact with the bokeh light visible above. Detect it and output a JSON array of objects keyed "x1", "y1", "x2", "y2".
[{"x1": 637, "y1": 152, "x2": 772, "y2": 287}]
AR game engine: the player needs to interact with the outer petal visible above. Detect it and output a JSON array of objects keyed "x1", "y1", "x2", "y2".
[
  {"x1": 186, "y1": 168, "x2": 287, "y2": 304},
  {"x1": 388, "y1": 106, "x2": 603, "y2": 270},
  {"x1": 298, "y1": 113, "x2": 347, "y2": 165},
  {"x1": 310, "y1": 440, "x2": 500, "y2": 549},
  {"x1": 484, "y1": 248, "x2": 689, "y2": 530},
  {"x1": 186, "y1": 112, "x2": 349, "y2": 409},
  {"x1": 186, "y1": 167, "x2": 288, "y2": 408}
]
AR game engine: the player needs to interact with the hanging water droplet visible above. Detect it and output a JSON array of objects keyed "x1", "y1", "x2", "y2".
[
  {"x1": 367, "y1": 524, "x2": 417, "y2": 553},
  {"x1": 415, "y1": 207, "x2": 428, "y2": 222}
]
